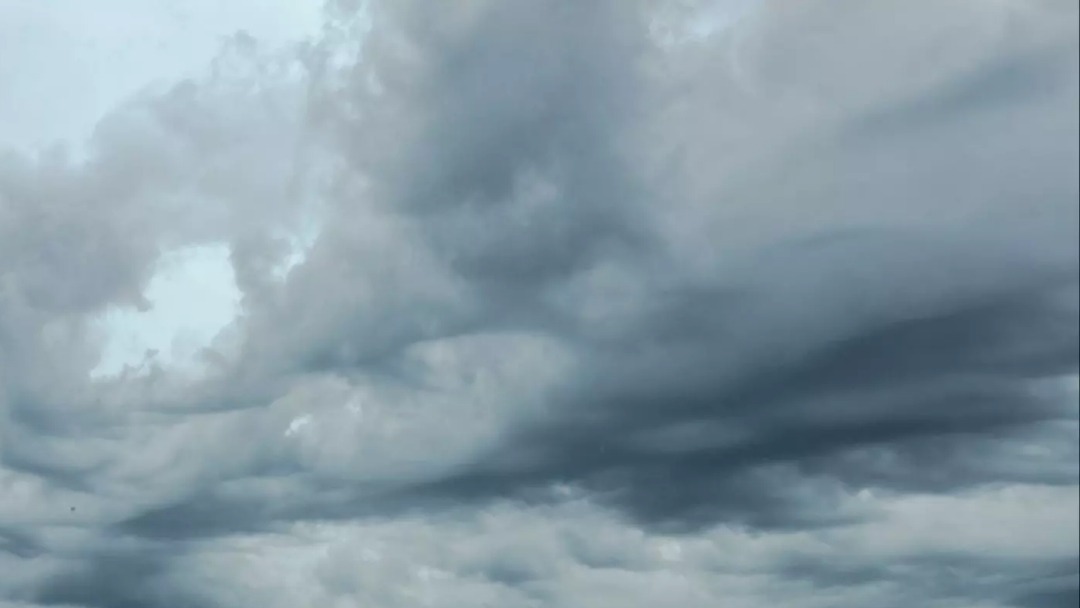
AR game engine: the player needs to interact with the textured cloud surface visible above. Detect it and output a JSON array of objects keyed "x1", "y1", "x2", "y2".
[{"x1": 1, "y1": 1, "x2": 1077, "y2": 607}]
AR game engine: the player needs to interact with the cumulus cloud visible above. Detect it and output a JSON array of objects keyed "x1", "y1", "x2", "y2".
[{"x1": 1, "y1": 0, "x2": 1077, "y2": 607}]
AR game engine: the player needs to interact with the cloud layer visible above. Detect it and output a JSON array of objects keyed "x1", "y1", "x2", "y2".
[{"x1": 1, "y1": 1, "x2": 1077, "y2": 606}]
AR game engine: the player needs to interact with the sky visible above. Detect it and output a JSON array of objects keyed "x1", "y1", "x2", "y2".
[{"x1": 0, "y1": 1, "x2": 1077, "y2": 607}]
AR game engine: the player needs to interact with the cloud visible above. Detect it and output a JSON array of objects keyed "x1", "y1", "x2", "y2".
[{"x1": 1, "y1": 0, "x2": 1077, "y2": 606}]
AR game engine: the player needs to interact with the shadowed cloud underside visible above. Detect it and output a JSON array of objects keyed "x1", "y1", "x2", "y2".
[{"x1": 0, "y1": 1, "x2": 1077, "y2": 607}]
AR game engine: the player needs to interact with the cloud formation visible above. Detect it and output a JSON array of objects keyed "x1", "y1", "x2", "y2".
[{"x1": 1, "y1": 1, "x2": 1077, "y2": 606}]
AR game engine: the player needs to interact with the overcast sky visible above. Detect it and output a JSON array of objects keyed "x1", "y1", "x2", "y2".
[{"x1": 0, "y1": 1, "x2": 1077, "y2": 607}]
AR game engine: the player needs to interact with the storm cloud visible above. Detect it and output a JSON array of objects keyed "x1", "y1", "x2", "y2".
[{"x1": 1, "y1": 0, "x2": 1077, "y2": 606}]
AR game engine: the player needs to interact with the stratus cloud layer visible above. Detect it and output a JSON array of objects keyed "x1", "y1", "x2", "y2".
[{"x1": 1, "y1": 1, "x2": 1077, "y2": 607}]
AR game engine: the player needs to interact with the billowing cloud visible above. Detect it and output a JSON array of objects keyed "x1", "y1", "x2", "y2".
[{"x1": 1, "y1": 1, "x2": 1077, "y2": 607}]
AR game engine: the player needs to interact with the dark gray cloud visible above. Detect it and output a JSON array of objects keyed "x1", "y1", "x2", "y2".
[
  {"x1": 410, "y1": 274, "x2": 1077, "y2": 529},
  {"x1": 1, "y1": 0, "x2": 1077, "y2": 606},
  {"x1": 1013, "y1": 587, "x2": 1080, "y2": 608},
  {"x1": 32, "y1": 548, "x2": 198, "y2": 608}
]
